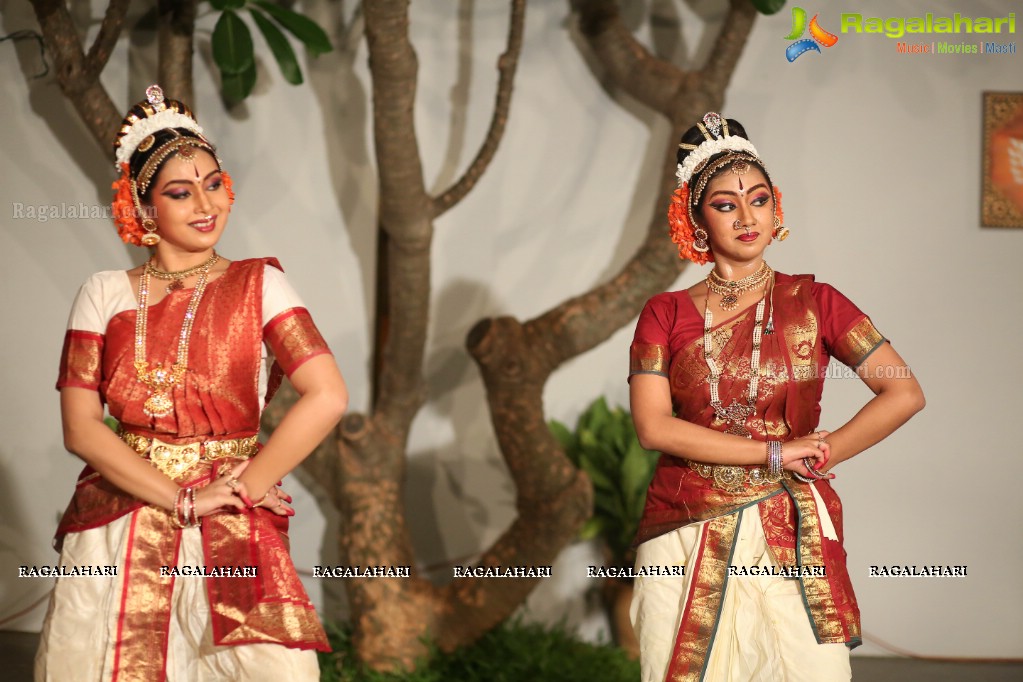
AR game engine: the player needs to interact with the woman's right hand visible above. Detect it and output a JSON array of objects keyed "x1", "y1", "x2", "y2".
[
  {"x1": 190, "y1": 461, "x2": 251, "y2": 518},
  {"x1": 779, "y1": 431, "x2": 831, "y2": 473}
]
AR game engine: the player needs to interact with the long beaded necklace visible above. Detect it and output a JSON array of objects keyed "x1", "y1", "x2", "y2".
[
  {"x1": 706, "y1": 261, "x2": 771, "y2": 311},
  {"x1": 134, "y1": 254, "x2": 219, "y2": 418},
  {"x1": 703, "y1": 270, "x2": 772, "y2": 439}
]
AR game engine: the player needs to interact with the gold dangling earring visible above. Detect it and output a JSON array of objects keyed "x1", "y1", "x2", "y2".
[
  {"x1": 132, "y1": 179, "x2": 160, "y2": 246},
  {"x1": 693, "y1": 227, "x2": 710, "y2": 253},
  {"x1": 140, "y1": 218, "x2": 160, "y2": 246},
  {"x1": 772, "y1": 215, "x2": 789, "y2": 242}
]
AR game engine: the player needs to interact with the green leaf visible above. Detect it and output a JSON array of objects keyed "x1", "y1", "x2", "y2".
[
  {"x1": 621, "y1": 446, "x2": 650, "y2": 506},
  {"x1": 212, "y1": 9, "x2": 255, "y2": 74},
  {"x1": 593, "y1": 492, "x2": 622, "y2": 518},
  {"x1": 549, "y1": 420, "x2": 575, "y2": 454},
  {"x1": 750, "y1": 0, "x2": 787, "y2": 15},
  {"x1": 612, "y1": 422, "x2": 628, "y2": 455},
  {"x1": 250, "y1": 6, "x2": 303, "y2": 85},
  {"x1": 210, "y1": 0, "x2": 245, "y2": 10},
  {"x1": 220, "y1": 60, "x2": 257, "y2": 103},
  {"x1": 579, "y1": 517, "x2": 604, "y2": 541},
  {"x1": 583, "y1": 397, "x2": 611, "y2": 435},
  {"x1": 251, "y1": 0, "x2": 332, "y2": 55},
  {"x1": 579, "y1": 455, "x2": 615, "y2": 492}
]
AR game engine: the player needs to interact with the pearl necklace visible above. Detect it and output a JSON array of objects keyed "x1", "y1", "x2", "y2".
[
  {"x1": 706, "y1": 261, "x2": 771, "y2": 311},
  {"x1": 703, "y1": 272, "x2": 771, "y2": 439},
  {"x1": 134, "y1": 255, "x2": 219, "y2": 418}
]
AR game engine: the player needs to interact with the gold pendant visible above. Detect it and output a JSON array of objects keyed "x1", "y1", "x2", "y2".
[
  {"x1": 166, "y1": 278, "x2": 184, "y2": 293},
  {"x1": 720, "y1": 293, "x2": 740, "y2": 310},
  {"x1": 725, "y1": 422, "x2": 752, "y2": 439},
  {"x1": 143, "y1": 391, "x2": 175, "y2": 418}
]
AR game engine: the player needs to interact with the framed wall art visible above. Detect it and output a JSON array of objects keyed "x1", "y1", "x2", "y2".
[{"x1": 982, "y1": 91, "x2": 1023, "y2": 227}]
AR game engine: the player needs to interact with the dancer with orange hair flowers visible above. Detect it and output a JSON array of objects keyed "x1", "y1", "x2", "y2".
[
  {"x1": 628, "y1": 113, "x2": 924, "y2": 681},
  {"x1": 36, "y1": 85, "x2": 347, "y2": 681}
]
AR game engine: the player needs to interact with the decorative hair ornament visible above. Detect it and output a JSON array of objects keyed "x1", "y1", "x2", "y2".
[
  {"x1": 112, "y1": 163, "x2": 145, "y2": 246},
  {"x1": 669, "y1": 112, "x2": 786, "y2": 264},
  {"x1": 772, "y1": 186, "x2": 788, "y2": 240},
  {"x1": 676, "y1": 136, "x2": 760, "y2": 187},
  {"x1": 135, "y1": 132, "x2": 216, "y2": 195},
  {"x1": 222, "y1": 171, "x2": 235, "y2": 204},
  {"x1": 668, "y1": 185, "x2": 712, "y2": 266},
  {"x1": 113, "y1": 85, "x2": 204, "y2": 169},
  {"x1": 109, "y1": 84, "x2": 230, "y2": 247}
]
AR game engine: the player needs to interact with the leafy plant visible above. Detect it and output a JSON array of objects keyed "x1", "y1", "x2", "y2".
[
  {"x1": 550, "y1": 398, "x2": 658, "y2": 568},
  {"x1": 318, "y1": 619, "x2": 640, "y2": 682},
  {"x1": 751, "y1": 0, "x2": 787, "y2": 16},
  {"x1": 209, "y1": 0, "x2": 332, "y2": 103}
]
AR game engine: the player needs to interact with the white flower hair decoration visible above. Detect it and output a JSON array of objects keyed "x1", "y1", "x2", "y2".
[{"x1": 113, "y1": 85, "x2": 204, "y2": 169}]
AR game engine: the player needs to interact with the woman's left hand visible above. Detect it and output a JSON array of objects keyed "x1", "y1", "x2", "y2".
[
  {"x1": 797, "y1": 430, "x2": 835, "y2": 480},
  {"x1": 219, "y1": 465, "x2": 295, "y2": 516},
  {"x1": 253, "y1": 485, "x2": 295, "y2": 516}
]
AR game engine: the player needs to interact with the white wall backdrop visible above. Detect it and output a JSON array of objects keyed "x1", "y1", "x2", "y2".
[{"x1": 1, "y1": 0, "x2": 1021, "y2": 658}]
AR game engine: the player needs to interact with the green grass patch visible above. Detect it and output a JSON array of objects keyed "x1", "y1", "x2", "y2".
[{"x1": 318, "y1": 619, "x2": 640, "y2": 682}]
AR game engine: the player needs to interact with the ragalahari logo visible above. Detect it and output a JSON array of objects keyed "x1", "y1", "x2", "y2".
[{"x1": 784, "y1": 7, "x2": 839, "y2": 62}]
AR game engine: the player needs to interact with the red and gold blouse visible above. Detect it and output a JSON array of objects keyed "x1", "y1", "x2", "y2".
[
  {"x1": 53, "y1": 258, "x2": 333, "y2": 670},
  {"x1": 629, "y1": 273, "x2": 885, "y2": 677}
]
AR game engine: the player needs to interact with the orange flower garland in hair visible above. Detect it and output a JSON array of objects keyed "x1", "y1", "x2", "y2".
[
  {"x1": 221, "y1": 171, "x2": 235, "y2": 204},
  {"x1": 773, "y1": 186, "x2": 784, "y2": 226},
  {"x1": 112, "y1": 163, "x2": 145, "y2": 246},
  {"x1": 668, "y1": 185, "x2": 712, "y2": 265}
]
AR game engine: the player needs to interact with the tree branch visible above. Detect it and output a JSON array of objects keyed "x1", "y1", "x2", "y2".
[
  {"x1": 701, "y1": 0, "x2": 757, "y2": 86},
  {"x1": 30, "y1": 0, "x2": 121, "y2": 157},
  {"x1": 539, "y1": 0, "x2": 760, "y2": 365},
  {"x1": 440, "y1": 315, "x2": 592, "y2": 649},
  {"x1": 364, "y1": 0, "x2": 433, "y2": 433},
  {"x1": 83, "y1": 0, "x2": 130, "y2": 78},
  {"x1": 157, "y1": 0, "x2": 197, "y2": 105},
  {"x1": 430, "y1": 0, "x2": 526, "y2": 218},
  {"x1": 571, "y1": 0, "x2": 686, "y2": 116}
]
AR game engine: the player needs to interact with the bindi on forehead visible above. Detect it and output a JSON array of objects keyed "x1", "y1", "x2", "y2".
[{"x1": 158, "y1": 152, "x2": 219, "y2": 187}]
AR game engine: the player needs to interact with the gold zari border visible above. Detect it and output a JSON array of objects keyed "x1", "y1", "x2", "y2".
[
  {"x1": 832, "y1": 317, "x2": 884, "y2": 369},
  {"x1": 630, "y1": 343, "x2": 669, "y2": 376},
  {"x1": 667, "y1": 514, "x2": 739, "y2": 682}
]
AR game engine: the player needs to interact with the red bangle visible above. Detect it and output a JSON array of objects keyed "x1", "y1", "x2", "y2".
[
  {"x1": 172, "y1": 488, "x2": 188, "y2": 528},
  {"x1": 188, "y1": 487, "x2": 200, "y2": 527}
]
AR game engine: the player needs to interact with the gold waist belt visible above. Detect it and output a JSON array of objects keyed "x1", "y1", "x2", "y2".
[
  {"x1": 685, "y1": 460, "x2": 789, "y2": 494},
  {"x1": 120, "y1": 431, "x2": 259, "y2": 479}
]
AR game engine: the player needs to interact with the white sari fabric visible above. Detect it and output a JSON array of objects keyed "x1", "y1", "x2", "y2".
[
  {"x1": 631, "y1": 505, "x2": 852, "y2": 682},
  {"x1": 35, "y1": 517, "x2": 319, "y2": 681}
]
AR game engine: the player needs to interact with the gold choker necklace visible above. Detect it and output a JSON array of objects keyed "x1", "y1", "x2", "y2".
[
  {"x1": 706, "y1": 262, "x2": 772, "y2": 311},
  {"x1": 145, "y1": 251, "x2": 220, "y2": 293},
  {"x1": 134, "y1": 254, "x2": 219, "y2": 418}
]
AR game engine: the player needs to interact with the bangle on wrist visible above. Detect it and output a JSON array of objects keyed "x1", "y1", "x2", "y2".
[
  {"x1": 188, "y1": 487, "x2": 201, "y2": 527},
  {"x1": 250, "y1": 490, "x2": 271, "y2": 509},
  {"x1": 171, "y1": 488, "x2": 187, "y2": 528},
  {"x1": 171, "y1": 487, "x2": 202, "y2": 528},
  {"x1": 766, "y1": 440, "x2": 783, "y2": 482},
  {"x1": 802, "y1": 457, "x2": 831, "y2": 480}
]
